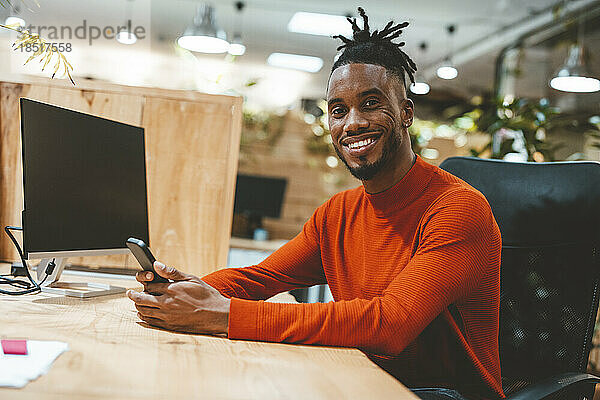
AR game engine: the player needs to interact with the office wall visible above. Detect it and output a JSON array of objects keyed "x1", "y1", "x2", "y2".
[{"x1": 0, "y1": 78, "x2": 242, "y2": 276}]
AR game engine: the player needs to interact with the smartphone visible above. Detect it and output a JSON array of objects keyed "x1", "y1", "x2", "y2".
[{"x1": 126, "y1": 237, "x2": 168, "y2": 283}]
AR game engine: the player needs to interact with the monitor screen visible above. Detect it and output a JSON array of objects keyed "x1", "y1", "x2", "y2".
[
  {"x1": 233, "y1": 174, "x2": 287, "y2": 219},
  {"x1": 20, "y1": 98, "x2": 150, "y2": 258}
]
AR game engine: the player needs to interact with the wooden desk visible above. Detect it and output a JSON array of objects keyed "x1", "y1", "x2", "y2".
[
  {"x1": 0, "y1": 270, "x2": 416, "y2": 399},
  {"x1": 230, "y1": 237, "x2": 288, "y2": 252}
]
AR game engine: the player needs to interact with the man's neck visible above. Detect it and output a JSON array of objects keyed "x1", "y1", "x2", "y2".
[{"x1": 362, "y1": 148, "x2": 416, "y2": 194}]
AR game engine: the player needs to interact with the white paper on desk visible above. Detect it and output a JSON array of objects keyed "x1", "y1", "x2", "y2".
[{"x1": 0, "y1": 340, "x2": 69, "y2": 388}]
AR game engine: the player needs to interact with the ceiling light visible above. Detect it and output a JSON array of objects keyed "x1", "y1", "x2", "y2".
[
  {"x1": 410, "y1": 43, "x2": 431, "y2": 95},
  {"x1": 116, "y1": 31, "x2": 137, "y2": 45},
  {"x1": 178, "y1": 4, "x2": 229, "y2": 54},
  {"x1": 437, "y1": 63, "x2": 458, "y2": 80},
  {"x1": 436, "y1": 26, "x2": 458, "y2": 80},
  {"x1": 267, "y1": 53, "x2": 323, "y2": 73},
  {"x1": 5, "y1": 16, "x2": 25, "y2": 28},
  {"x1": 228, "y1": 33, "x2": 245, "y2": 56},
  {"x1": 228, "y1": 43, "x2": 246, "y2": 56},
  {"x1": 410, "y1": 82, "x2": 430, "y2": 95},
  {"x1": 550, "y1": 76, "x2": 600, "y2": 93},
  {"x1": 116, "y1": 0, "x2": 137, "y2": 45},
  {"x1": 288, "y1": 12, "x2": 355, "y2": 37},
  {"x1": 550, "y1": 44, "x2": 600, "y2": 93},
  {"x1": 228, "y1": 3, "x2": 246, "y2": 56}
]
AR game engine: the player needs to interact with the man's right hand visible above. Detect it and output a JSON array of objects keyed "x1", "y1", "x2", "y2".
[
  {"x1": 130, "y1": 262, "x2": 230, "y2": 335},
  {"x1": 134, "y1": 262, "x2": 197, "y2": 289}
]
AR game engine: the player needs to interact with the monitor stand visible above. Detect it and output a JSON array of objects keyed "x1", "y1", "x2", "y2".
[{"x1": 36, "y1": 258, "x2": 126, "y2": 298}]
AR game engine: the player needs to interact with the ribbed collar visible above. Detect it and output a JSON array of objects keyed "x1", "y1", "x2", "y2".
[{"x1": 364, "y1": 155, "x2": 434, "y2": 214}]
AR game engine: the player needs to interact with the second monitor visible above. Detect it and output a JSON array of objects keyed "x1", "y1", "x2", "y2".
[{"x1": 233, "y1": 174, "x2": 287, "y2": 239}]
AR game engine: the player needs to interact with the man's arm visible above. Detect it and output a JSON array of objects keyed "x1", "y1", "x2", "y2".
[
  {"x1": 128, "y1": 189, "x2": 500, "y2": 356},
  {"x1": 201, "y1": 202, "x2": 328, "y2": 300},
  {"x1": 226, "y1": 189, "x2": 501, "y2": 356},
  {"x1": 127, "y1": 200, "x2": 329, "y2": 335}
]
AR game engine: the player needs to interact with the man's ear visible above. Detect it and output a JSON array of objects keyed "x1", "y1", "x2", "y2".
[{"x1": 400, "y1": 98, "x2": 414, "y2": 128}]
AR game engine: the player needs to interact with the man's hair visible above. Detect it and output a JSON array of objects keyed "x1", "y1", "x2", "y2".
[{"x1": 331, "y1": 7, "x2": 417, "y2": 88}]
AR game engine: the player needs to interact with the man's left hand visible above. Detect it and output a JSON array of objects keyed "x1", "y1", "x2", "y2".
[{"x1": 127, "y1": 262, "x2": 230, "y2": 335}]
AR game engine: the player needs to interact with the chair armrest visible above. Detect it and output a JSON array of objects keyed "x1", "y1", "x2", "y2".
[{"x1": 507, "y1": 372, "x2": 600, "y2": 400}]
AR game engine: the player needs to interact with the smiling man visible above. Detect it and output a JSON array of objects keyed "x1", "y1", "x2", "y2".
[{"x1": 128, "y1": 8, "x2": 504, "y2": 400}]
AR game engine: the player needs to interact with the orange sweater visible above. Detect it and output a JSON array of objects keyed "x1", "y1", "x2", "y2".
[{"x1": 203, "y1": 156, "x2": 504, "y2": 399}]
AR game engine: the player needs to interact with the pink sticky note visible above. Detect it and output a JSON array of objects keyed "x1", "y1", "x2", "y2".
[{"x1": 1, "y1": 339, "x2": 28, "y2": 355}]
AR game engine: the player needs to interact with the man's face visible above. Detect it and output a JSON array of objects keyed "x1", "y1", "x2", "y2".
[{"x1": 327, "y1": 63, "x2": 412, "y2": 181}]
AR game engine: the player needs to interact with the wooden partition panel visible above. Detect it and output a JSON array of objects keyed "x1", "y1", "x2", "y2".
[
  {"x1": 0, "y1": 79, "x2": 242, "y2": 277},
  {"x1": 0, "y1": 83, "x2": 25, "y2": 261},
  {"x1": 143, "y1": 97, "x2": 241, "y2": 270}
]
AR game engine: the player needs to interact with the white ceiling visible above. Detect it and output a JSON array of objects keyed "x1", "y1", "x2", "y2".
[
  {"x1": 0, "y1": 0, "x2": 598, "y2": 110},
  {"x1": 152, "y1": 0, "x2": 563, "y2": 94}
]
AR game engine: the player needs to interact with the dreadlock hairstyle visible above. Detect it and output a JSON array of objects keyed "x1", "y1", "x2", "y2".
[{"x1": 331, "y1": 7, "x2": 417, "y2": 88}]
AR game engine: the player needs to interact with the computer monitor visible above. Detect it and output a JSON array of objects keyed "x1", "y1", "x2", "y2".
[
  {"x1": 19, "y1": 98, "x2": 149, "y2": 296},
  {"x1": 233, "y1": 174, "x2": 287, "y2": 237}
]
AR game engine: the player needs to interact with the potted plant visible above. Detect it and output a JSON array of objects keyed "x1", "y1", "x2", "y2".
[{"x1": 1, "y1": 0, "x2": 73, "y2": 83}]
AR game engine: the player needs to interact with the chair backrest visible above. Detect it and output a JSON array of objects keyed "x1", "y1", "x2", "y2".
[{"x1": 439, "y1": 156, "x2": 600, "y2": 396}]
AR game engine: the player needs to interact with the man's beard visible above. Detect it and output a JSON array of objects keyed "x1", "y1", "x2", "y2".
[{"x1": 334, "y1": 129, "x2": 401, "y2": 181}]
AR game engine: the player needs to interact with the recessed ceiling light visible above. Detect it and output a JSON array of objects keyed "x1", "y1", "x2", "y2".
[
  {"x1": 288, "y1": 12, "x2": 355, "y2": 37},
  {"x1": 267, "y1": 53, "x2": 323, "y2": 73}
]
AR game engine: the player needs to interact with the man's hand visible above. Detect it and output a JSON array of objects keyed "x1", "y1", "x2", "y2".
[{"x1": 127, "y1": 262, "x2": 230, "y2": 335}]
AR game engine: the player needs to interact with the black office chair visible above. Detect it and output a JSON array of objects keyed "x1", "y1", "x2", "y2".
[{"x1": 438, "y1": 156, "x2": 600, "y2": 400}]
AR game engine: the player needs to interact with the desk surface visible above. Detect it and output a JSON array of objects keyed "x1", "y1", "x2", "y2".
[
  {"x1": 230, "y1": 237, "x2": 288, "y2": 252},
  {"x1": 0, "y1": 268, "x2": 416, "y2": 399}
]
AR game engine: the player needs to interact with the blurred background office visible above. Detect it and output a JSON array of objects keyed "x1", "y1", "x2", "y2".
[
  {"x1": 1, "y1": 0, "x2": 599, "y2": 241},
  {"x1": 1, "y1": 0, "x2": 599, "y2": 331}
]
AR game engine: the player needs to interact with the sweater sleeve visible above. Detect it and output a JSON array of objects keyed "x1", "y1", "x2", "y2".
[
  {"x1": 201, "y1": 202, "x2": 328, "y2": 300},
  {"x1": 226, "y1": 189, "x2": 501, "y2": 356}
]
